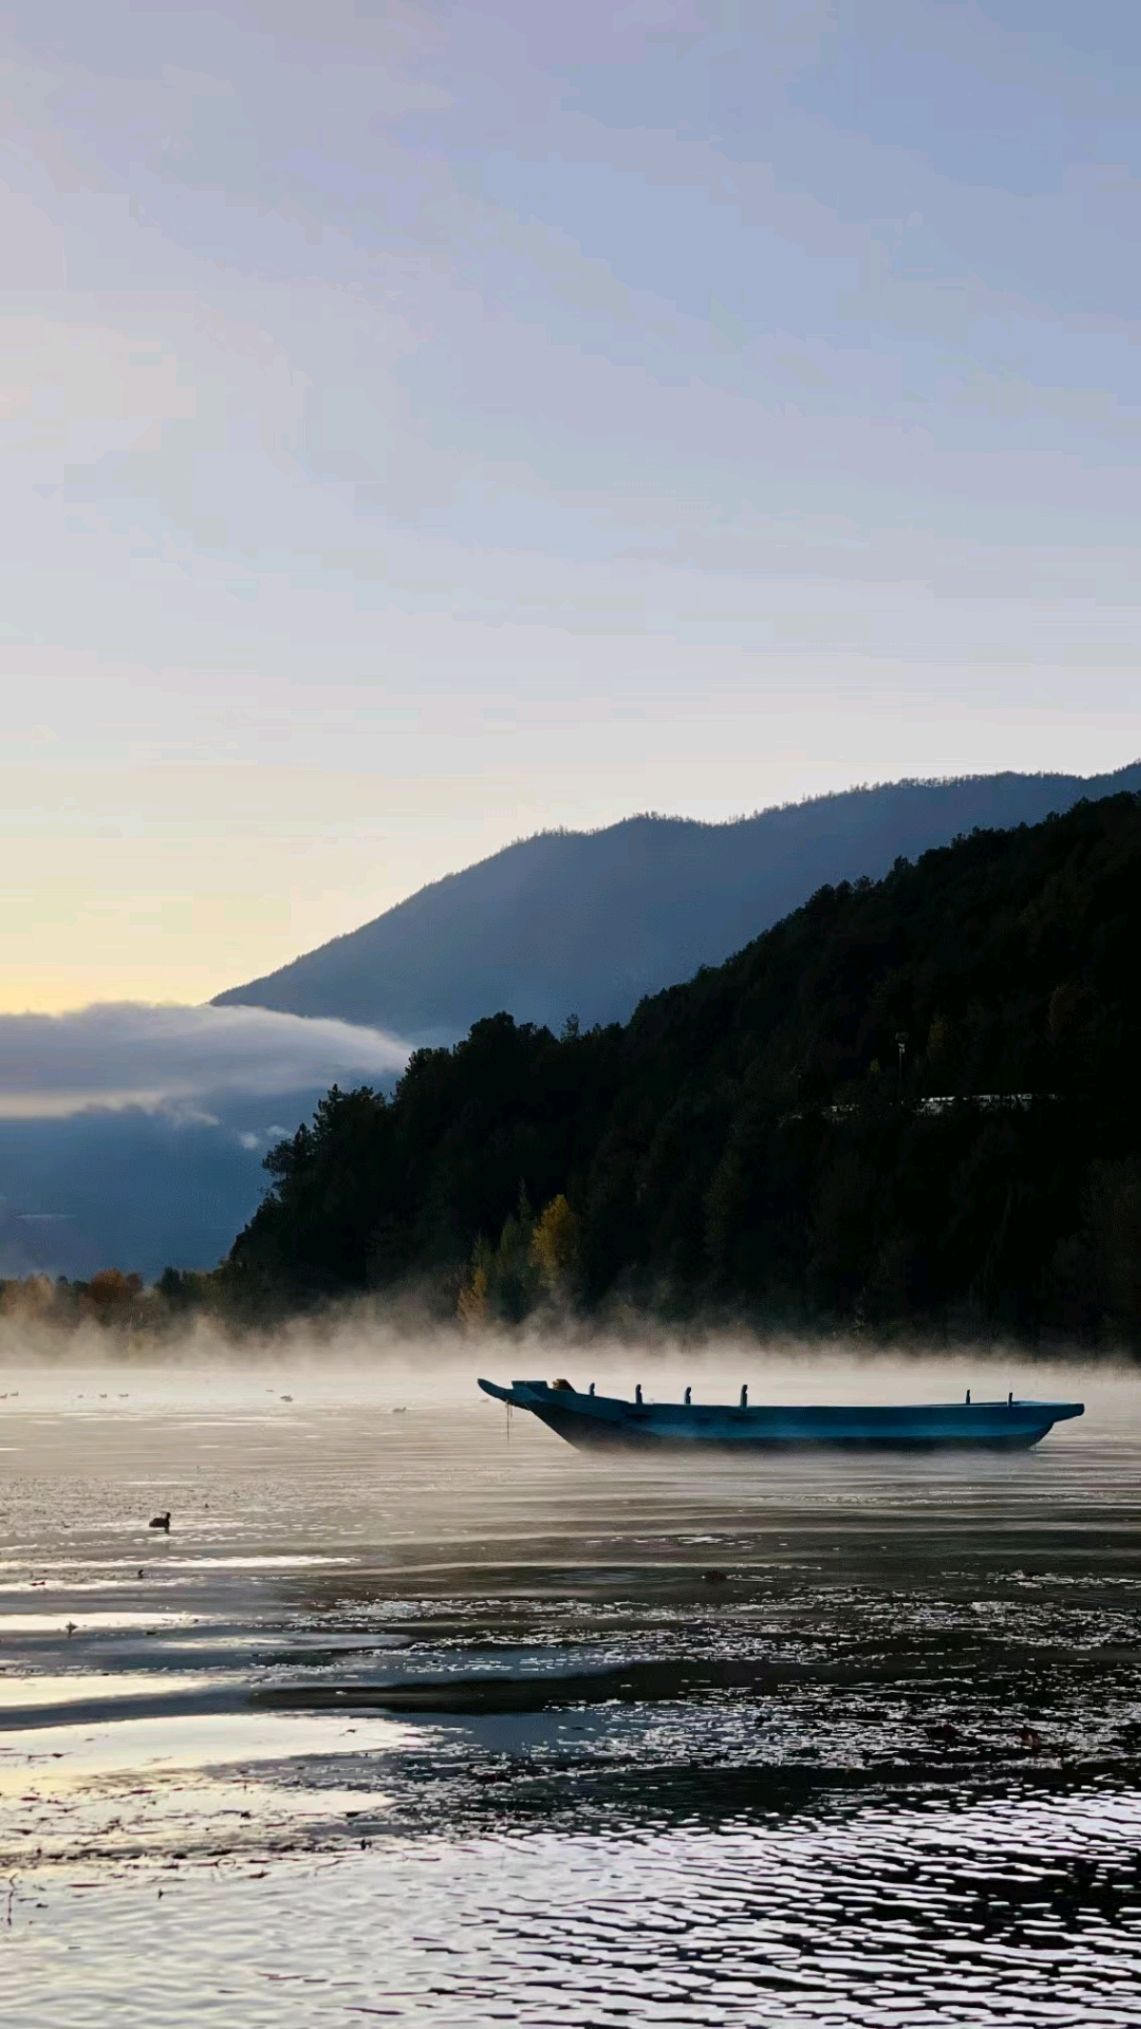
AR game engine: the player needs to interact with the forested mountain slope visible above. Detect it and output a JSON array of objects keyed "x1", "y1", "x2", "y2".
[
  {"x1": 228, "y1": 794, "x2": 1141, "y2": 1343},
  {"x1": 216, "y1": 764, "x2": 1141, "y2": 1038}
]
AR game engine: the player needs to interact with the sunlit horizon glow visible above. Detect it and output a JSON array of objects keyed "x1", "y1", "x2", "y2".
[
  {"x1": 4, "y1": 1, "x2": 1140, "y2": 1012},
  {"x1": 6, "y1": 747, "x2": 1140, "y2": 1015}
]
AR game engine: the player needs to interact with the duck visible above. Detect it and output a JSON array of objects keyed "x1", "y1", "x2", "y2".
[{"x1": 148, "y1": 1511, "x2": 171, "y2": 1532}]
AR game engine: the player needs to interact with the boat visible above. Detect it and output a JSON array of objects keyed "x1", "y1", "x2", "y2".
[{"x1": 477, "y1": 1377, "x2": 1084, "y2": 1452}]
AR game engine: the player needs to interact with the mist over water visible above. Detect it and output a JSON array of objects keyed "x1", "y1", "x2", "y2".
[{"x1": 2, "y1": 1341, "x2": 1140, "y2": 2025}]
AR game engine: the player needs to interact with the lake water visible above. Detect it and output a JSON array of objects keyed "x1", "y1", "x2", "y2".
[{"x1": 2, "y1": 1351, "x2": 1140, "y2": 2027}]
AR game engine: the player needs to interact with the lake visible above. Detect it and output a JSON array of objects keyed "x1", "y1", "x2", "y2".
[{"x1": 2, "y1": 1349, "x2": 1140, "y2": 2026}]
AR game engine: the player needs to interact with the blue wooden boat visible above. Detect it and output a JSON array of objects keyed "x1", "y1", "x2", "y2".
[{"x1": 477, "y1": 1377, "x2": 1084, "y2": 1452}]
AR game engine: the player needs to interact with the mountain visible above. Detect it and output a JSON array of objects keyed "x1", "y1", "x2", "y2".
[
  {"x1": 215, "y1": 764, "x2": 1141, "y2": 1038},
  {"x1": 227, "y1": 792, "x2": 1141, "y2": 1343}
]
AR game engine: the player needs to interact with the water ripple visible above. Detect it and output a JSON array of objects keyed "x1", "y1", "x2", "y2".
[{"x1": 1, "y1": 1367, "x2": 1140, "y2": 2025}]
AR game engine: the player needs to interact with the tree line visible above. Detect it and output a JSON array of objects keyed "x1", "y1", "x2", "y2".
[
  {"x1": 210, "y1": 794, "x2": 1140, "y2": 1348},
  {"x1": 0, "y1": 1267, "x2": 217, "y2": 1337}
]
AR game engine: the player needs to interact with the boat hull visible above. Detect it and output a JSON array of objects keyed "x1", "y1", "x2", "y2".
[{"x1": 477, "y1": 1380, "x2": 1084, "y2": 1453}]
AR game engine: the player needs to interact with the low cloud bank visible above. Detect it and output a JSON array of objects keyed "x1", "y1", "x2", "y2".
[{"x1": 0, "y1": 1003, "x2": 411, "y2": 1117}]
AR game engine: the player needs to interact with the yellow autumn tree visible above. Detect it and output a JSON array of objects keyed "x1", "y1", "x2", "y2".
[
  {"x1": 530, "y1": 1194, "x2": 580, "y2": 1302},
  {"x1": 457, "y1": 1241, "x2": 492, "y2": 1328},
  {"x1": 0, "y1": 1274, "x2": 57, "y2": 1320}
]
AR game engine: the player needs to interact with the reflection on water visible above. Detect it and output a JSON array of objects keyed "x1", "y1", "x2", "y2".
[{"x1": 1, "y1": 1357, "x2": 1140, "y2": 2026}]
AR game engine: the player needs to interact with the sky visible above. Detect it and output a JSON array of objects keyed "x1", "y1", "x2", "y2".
[{"x1": 4, "y1": 0, "x2": 1140, "y2": 1013}]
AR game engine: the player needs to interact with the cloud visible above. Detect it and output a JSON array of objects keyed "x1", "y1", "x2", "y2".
[{"x1": 0, "y1": 1002, "x2": 410, "y2": 1117}]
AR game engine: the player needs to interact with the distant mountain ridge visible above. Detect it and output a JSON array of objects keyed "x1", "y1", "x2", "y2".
[
  {"x1": 216, "y1": 764, "x2": 1141, "y2": 1037},
  {"x1": 228, "y1": 792, "x2": 1141, "y2": 1341}
]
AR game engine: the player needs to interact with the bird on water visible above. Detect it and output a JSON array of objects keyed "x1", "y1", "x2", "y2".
[{"x1": 149, "y1": 1511, "x2": 171, "y2": 1532}]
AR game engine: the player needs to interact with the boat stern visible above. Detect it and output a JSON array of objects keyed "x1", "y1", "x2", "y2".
[{"x1": 1030, "y1": 1399, "x2": 1084, "y2": 1425}]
